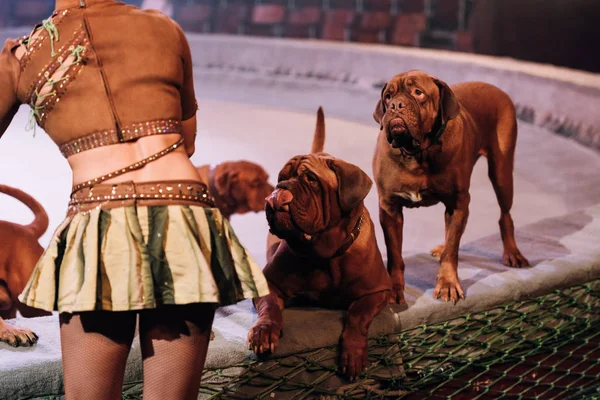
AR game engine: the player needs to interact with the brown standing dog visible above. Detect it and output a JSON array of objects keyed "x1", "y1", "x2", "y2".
[
  {"x1": 248, "y1": 108, "x2": 392, "y2": 380},
  {"x1": 196, "y1": 161, "x2": 274, "y2": 219},
  {"x1": 372, "y1": 70, "x2": 529, "y2": 304},
  {"x1": 0, "y1": 184, "x2": 51, "y2": 347}
]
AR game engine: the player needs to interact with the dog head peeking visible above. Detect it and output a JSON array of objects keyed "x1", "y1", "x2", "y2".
[
  {"x1": 265, "y1": 153, "x2": 372, "y2": 253},
  {"x1": 213, "y1": 161, "x2": 275, "y2": 216},
  {"x1": 373, "y1": 70, "x2": 460, "y2": 155}
]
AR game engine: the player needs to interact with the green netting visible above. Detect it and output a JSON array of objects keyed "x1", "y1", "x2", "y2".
[{"x1": 115, "y1": 279, "x2": 600, "y2": 400}]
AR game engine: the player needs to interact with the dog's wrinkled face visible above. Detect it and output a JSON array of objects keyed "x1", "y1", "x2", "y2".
[
  {"x1": 373, "y1": 70, "x2": 459, "y2": 155},
  {"x1": 265, "y1": 154, "x2": 372, "y2": 248},
  {"x1": 217, "y1": 161, "x2": 274, "y2": 215}
]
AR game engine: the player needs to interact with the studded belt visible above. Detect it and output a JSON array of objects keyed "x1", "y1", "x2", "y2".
[
  {"x1": 69, "y1": 180, "x2": 215, "y2": 208},
  {"x1": 68, "y1": 136, "x2": 216, "y2": 211}
]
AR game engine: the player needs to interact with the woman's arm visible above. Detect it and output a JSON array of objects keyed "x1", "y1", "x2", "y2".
[
  {"x1": 174, "y1": 23, "x2": 198, "y2": 157},
  {"x1": 181, "y1": 114, "x2": 197, "y2": 157},
  {"x1": 0, "y1": 39, "x2": 22, "y2": 139}
]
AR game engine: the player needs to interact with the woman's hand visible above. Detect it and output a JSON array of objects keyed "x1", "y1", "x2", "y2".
[
  {"x1": 185, "y1": 136, "x2": 196, "y2": 157},
  {"x1": 181, "y1": 115, "x2": 197, "y2": 158}
]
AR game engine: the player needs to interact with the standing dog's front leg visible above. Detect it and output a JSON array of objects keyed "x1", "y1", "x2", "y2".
[
  {"x1": 340, "y1": 290, "x2": 390, "y2": 381},
  {"x1": 434, "y1": 192, "x2": 470, "y2": 303},
  {"x1": 379, "y1": 206, "x2": 406, "y2": 303},
  {"x1": 248, "y1": 284, "x2": 285, "y2": 354}
]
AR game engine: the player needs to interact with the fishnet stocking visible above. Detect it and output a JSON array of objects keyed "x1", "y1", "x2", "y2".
[
  {"x1": 59, "y1": 311, "x2": 136, "y2": 400},
  {"x1": 139, "y1": 303, "x2": 216, "y2": 400}
]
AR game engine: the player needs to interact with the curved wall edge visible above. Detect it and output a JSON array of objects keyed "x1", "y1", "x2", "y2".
[{"x1": 188, "y1": 34, "x2": 600, "y2": 152}]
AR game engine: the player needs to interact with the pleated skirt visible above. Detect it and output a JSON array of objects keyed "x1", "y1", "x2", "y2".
[{"x1": 18, "y1": 204, "x2": 270, "y2": 313}]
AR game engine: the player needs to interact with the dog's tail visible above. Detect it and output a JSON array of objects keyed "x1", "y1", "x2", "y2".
[
  {"x1": 0, "y1": 185, "x2": 49, "y2": 239},
  {"x1": 310, "y1": 106, "x2": 326, "y2": 154}
]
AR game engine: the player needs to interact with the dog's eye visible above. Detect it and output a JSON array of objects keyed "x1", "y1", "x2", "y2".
[
  {"x1": 414, "y1": 89, "x2": 423, "y2": 96},
  {"x1": 384, "y1": 93, "x2": 391, "y2": 101},
  {"x1": 306, "y1": 172, "x2": 318, "y2": 182}
]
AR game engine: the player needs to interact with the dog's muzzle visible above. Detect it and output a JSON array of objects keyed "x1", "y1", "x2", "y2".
[
  {"x1": 265, "y1": 189, "x2": 293, "y2": 212},
  {"x1": 387, "y1": 118, "x2": 420, "y2": 153}
]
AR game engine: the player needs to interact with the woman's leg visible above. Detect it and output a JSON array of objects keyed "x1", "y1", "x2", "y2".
[
  {"x1": 59, "y1": 311, "x2": 137, "y2": 400},
  {"x1": 139, "y1": 303, "x2": 216, "y2": 400}
]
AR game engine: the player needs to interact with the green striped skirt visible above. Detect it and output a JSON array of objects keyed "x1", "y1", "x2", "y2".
[{"x1": 18, "y1": 205, "x2": 270, "y2": 313}]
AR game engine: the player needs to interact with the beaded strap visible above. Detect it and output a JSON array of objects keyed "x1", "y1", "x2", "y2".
[
  {"x1": 59, "y1": 119, "x2": 181, "y2": 157},
  {"x1": 71, "y1": 137, "x2": 184, "y2": 195}
]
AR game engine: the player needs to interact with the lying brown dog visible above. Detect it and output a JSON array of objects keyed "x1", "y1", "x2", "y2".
[
  {"x1": 248, "y1": 108, "x2": 392, "y2": 380},
  {"x1": 372, "y1": 70, "x2": 529, "y2": 304},
  {"x1": 0, "y1": 184, "x2": 51, "y2": 347},
  {"x1": 196, "y1": 161, "x2": 274, "y2": 219}
]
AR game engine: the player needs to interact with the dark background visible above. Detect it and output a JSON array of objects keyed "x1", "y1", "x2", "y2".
[{"x1": 1, "y1": 0, "x2": 598, "y2": 73}]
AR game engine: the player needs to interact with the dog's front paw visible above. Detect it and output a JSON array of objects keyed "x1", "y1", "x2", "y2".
[
  {"x1": 340, "y1": 335, "x2": 369, "y2": 381},
  {"x1": 247, "y1": 318, "x2": 281, "y2": 355},
  {"x1": 430, "y1": 244, "x2": 444, "y2": 258},
  {"x1": 389, "y1": 271, "x2": 406, "y2": 304},
  {"x1": 0, "y1": 323, "x2": 39, "y2": 347},
  {"x1": 433, "y1": 272, "x2": 465, "y2": 304},
  {"x1": 503, "y1": 248, "x2": 529, "y2": 268}
]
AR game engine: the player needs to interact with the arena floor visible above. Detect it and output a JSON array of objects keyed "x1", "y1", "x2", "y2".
[
  {"x1": 2, "y1": 99, "x2": 599, "y2": 266},
  {"x1": 1, "y1": 32, "x2": 599, "y2": 399}
]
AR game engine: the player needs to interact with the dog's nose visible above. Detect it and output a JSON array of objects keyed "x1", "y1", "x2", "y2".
[
  {"x1": 265, "y1": 189, "x2": 293, "y2": 210},
  {"x1": 390, "y1": 100, "x2": 402, "y2": 110}
]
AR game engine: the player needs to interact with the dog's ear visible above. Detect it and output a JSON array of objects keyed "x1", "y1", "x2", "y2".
[
  {"x1": 373, "y1": 82, "x2": 387, "y2": 129},
  {"x1": 433, "y1": 78, "x2": 460, "y2": 124},
  {"x1": 216, "y1": 165, "x2": 239, "y2": 196},
  {"x1": 277, "y1": 159, "x2": 296, "y2": 183},
  {"x1": 327, "y1": 159, "x2": 373, "y2": 214}
]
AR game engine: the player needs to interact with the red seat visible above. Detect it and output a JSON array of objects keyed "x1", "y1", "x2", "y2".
[
  {"x1": 328, "y1": 0, "x2": 357, "y2": 10},
  {"x1": 286, "y1": 7, "x2": 322, "y2": 38},
  {"x1": 214, "y1": 3, "x2": 249, "y2": 34},
  {"x1": 454, "y1": 30, "x2": 473, "y2": 52},
  {"x1": 291, "y1": 0, "x2": 322, "y2": 7},
  {"x1": 353, "y1": 11, "x2": 392, "y2": 43},
  {"x1": 251, "y1": 4, "x2": 286, "y2": 24},
  {"x1": 247, "y1": 4, "x2": 286, "y2": 37},
  {"x1": 390, "y1": 13, "x2": 427, "y2": 46},
  {"x1": 363, "y1": 0, "x2": 393, "y2": 12},
  {"x1": 321, "y1": 9, "x2": 355, "y2": 41},
  {"x1": 430, "y1": 0, "x2": 460, "y2": 31},
  {"x1": 397, "y1": 0, "x2": 424, "y2": 13},
  {"x1": 173, "y1": 3, "x2": 213, "y2": 33}
]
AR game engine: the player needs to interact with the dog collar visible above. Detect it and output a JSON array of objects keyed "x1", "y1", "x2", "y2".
[
  {"x1": 427, "y1": 106, "x2": 448, "y2": 146},
  {"x1": 432, "y1": 121, "x2": 447, "y2": 145},
  {"x1": 332, "y1": 212, "x2": 365, "y2": 258}
]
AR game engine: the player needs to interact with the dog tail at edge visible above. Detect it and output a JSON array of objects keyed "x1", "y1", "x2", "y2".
[
  {"x1": 311, "y1": 106, "x2": 326, "y2": 154},
  {"x1": 0, "y1": 184, "x2": 49, "y2": 239}
]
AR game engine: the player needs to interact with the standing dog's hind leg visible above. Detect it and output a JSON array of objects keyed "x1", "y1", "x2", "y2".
[{"x1": 488, "y1": 120, "x2": 529, "y2": 268}]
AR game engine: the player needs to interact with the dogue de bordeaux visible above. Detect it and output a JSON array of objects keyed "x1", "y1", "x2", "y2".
[
  {"x1": 196, "y1": 161, "x2": 274, "y2": 219},
  {"x1": 0, "y1": 184, "x2": 52, "y2": 347},
  {"x1": 248, "y1": 107, "x2": 392, "y2": 381},
  {"x1": 372, "y1": 70, "x2": 529, "y2": 304}
]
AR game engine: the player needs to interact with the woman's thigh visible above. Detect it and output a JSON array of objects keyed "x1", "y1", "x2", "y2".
[
  {"x1": 59, "y1": 311, "x2": 137, "y2": 400},
  {"x1": 139, "y1": 303, "x2": 216, "y2": 400}
]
